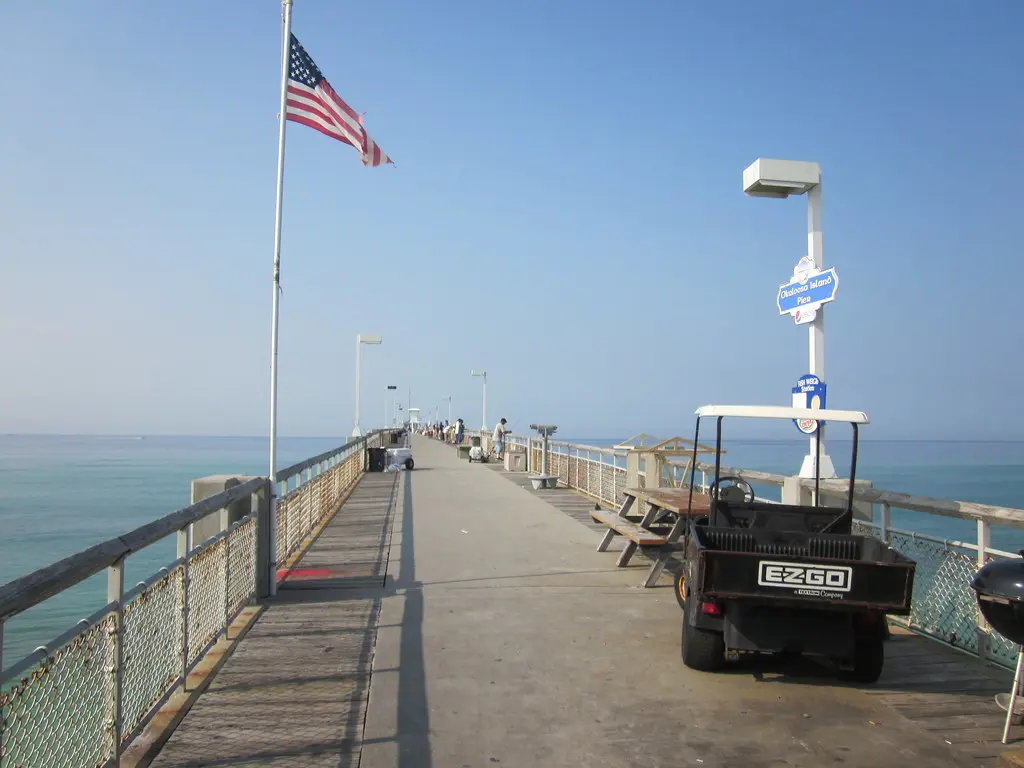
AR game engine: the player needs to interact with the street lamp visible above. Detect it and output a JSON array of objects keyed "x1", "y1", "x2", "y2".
[
  {"x1": 385, "y1": 384, "x2": 397, "y2": 429},
  {"x1": 352, "y1": 333, "x2": 382, "y2": 437},
  {"x1": 743, "y1": 158, "x2": 835, "y2": 479},
  {"x1": 446, "y1": 396, "x2": 452, "y2": 424},
  {"x1": 471, "y1": 370, "x2": 487, "y2": 431}
]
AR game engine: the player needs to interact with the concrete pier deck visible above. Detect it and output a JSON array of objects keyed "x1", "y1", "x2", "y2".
[{"x1": 148, "y1": 435, "x2": 1017, "y2": 767}]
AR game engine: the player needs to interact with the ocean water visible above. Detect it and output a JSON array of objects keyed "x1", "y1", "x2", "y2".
[{"x1": 1, "y1": 435, "x2": 1023, "y2": 669}]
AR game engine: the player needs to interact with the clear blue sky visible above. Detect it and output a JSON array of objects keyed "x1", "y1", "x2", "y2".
[{"x1": 1, "y1": 1, "x2": 1021, "y2": 440}]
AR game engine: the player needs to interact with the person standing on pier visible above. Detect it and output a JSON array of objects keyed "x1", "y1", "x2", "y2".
[
  {"x1": 455, "y1": 418, "x2": 465, "y2": 446},
  {"x1": 492, "y1": 418, "x2": 508, "y2": 460}
]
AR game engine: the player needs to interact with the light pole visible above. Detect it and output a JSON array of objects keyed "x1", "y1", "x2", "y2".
[
  {"x1": 352, "y1": 333, "x2": 382, "y2": 437},
  {"x1": 743, "y1": 158, "x2": 835, "y2": 479},
  {"x1": 471, "y1": 370, "x2": 487, "y2": 431},
  {"x1": 446, "y1": 396, "x2": 452, "y2": 424},
  {"x1": 386, "y1": 384, "x2": 397, "y2": 430}
]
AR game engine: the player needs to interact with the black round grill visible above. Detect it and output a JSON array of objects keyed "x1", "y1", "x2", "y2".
[{"x1": 970, "y1": 554, "x2": 1024, "y2": 645}]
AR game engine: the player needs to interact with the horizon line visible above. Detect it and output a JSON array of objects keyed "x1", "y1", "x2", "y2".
[{"x1": 1, "y1": 432, "x2": 1022, "y2": 444}]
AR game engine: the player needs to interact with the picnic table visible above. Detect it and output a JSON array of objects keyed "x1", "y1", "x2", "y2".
[{"x1": 591, "y1": 487, "x2": 712, "y2": 587}]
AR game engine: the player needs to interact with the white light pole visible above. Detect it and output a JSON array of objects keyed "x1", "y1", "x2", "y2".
[
  {"x1": 446, "y1": 396, "x2": 452, "y2": 424},
  {"x1": 352, "y1": 333, "x2": 382, "y2": 437},
  {"x1": 743, "y1": 158, "x2": 835, "y2": 479},
  {"x1": 471, "y1": 370, "x2": 487, "y2": 431},
  {"x1": 386, "y1": 384, "x2": 397, "y2": 430}
]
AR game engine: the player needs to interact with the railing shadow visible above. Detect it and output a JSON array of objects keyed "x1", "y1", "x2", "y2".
[{"x1": 392, "y1": 468, "x2": 432, "y2": 768}]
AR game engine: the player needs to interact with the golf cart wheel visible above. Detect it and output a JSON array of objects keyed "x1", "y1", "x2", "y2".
[
  {"x1": 673, "y1": 569, "x2": 687, "y2": 610},
  {"x1": 844, "y1": 633, "x2": 885, "y2": 684},
  {"x1": 681, "y1": 599, "x2": 725, "y2": 671},
  {"x1": 405, "y1": 458, "x2": 415, "y2": 471}
]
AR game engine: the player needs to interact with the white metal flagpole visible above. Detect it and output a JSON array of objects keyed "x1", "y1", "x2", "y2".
[{"x1": 268, "y1": 0, "x2": 294, "y2": 598}]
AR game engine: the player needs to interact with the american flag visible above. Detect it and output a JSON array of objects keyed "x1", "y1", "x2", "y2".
[{"x1": 286, "y1": 34, "x2": 391, "y2": 167}]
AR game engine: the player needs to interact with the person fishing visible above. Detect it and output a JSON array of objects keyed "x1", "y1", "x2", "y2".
[{"x1": 492, "y1": 418, "x2": 508, "y2": 460}]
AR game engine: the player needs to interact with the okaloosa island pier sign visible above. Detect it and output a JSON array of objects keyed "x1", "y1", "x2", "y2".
[{"x1": 777, "y1": 256, "x2": 839, "y2": 325}]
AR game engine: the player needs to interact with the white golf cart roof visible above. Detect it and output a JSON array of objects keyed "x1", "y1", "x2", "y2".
[{"x1": 695, "y1": 405, "x2": 869, "y2": 424}]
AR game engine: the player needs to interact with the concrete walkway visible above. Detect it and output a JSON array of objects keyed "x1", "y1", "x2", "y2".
[{"x1": 149, "y1": 435, "x2": 1014, "y2": 767}]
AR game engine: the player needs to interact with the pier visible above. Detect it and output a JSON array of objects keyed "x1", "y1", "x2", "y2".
[{"x1": 3, "y1": 433, "x2": 1024, "y2": 767}]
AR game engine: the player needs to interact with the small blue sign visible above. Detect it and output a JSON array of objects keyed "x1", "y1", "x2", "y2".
[
  {"x1": 791, "y1": 374, "x2": 826, "y2": 435},
  {"x1": 777, "y1": 267, "x2": 839, "y2": 315}
]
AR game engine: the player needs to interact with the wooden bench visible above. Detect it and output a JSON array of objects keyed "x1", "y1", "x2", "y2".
[
  {"x1": 593, "y1": 487, "x2": 712, "y2": 587},
  {"x1": 590, "y1": 509, "x2": 667, "y2": 547}
]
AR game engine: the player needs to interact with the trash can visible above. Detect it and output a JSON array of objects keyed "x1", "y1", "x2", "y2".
[
  {"x1": 470, "y1": 436, "x2": 481, "y2": 448},
  {"x1": 366, "y1": 447, "x2": 388, "y2": 472}
]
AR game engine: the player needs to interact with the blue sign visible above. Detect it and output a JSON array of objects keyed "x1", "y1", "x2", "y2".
[
  {"x1": 791, "y1": 374, "x2": 826, "y2": 435},
  {"x1": 777, "y1": 265, "x2": 839, "y2": 316}
]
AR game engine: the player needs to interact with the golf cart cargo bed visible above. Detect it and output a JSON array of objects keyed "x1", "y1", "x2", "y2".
[{"x1": 694, "y1": 525, "x2": 915, "y2": 614}]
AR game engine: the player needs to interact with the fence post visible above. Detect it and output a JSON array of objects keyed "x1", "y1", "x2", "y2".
[
  {"x1": 179, "y1": 525, "x2": 192, "y2": 690},
  {"x1": 255, "y1": 481, "x2": 271, "y2": 599},
  {"x1": 879, "y1": 502, "x2": 891, "y2": 543},
  {"x1": 220, "y1": 505, "x2": 231, "y2": 637},
  {"x1": 977, "y1": 519, "x2": 992, "y2": 655},
  {"x1": 107, "y1": 556, "x2": 126, "y2": 764}
]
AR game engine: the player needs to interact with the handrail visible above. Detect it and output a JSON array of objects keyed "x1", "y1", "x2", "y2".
[
  {"x1": 275, "y1": 431, "x2": 381, "y2": 481},
  {"x1": 0, "y1": 476, "x2": 266, "y2": 621},
  {"x1": 799, "y1": 478, "x2": 1024, "y2": 528},
  {"x1": 692, "y1": 459, "x2": 1024, "y2": 528},
  {"x1": 693, "y1": 460, "x2": 787, "y2": 487}
]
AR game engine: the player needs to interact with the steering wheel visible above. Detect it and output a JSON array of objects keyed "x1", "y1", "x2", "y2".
[{"x1": 708, "y1": 476, "x2": 755, "y2": 504}]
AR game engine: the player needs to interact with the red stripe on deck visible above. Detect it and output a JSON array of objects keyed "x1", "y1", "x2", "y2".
[{"x1": 277, "y1": 567, "x2": 333, "y2": 582}]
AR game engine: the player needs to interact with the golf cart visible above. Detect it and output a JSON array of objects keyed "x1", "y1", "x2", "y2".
[{"x1": 676, "y1": 405, "x2": 916, "y2": 683}]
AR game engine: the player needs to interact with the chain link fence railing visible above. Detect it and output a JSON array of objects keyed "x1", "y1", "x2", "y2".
[
  {"x1": 851, "y1": 518, "x2": 1020, "y2": 669},
  {"x1": 1, "y1": 429, "x2": 393, "y2": 768},
  {"x1": 1, "y1": 613, "x2": 116, "y2": 768},
  {"x1": 121, "y1": 567, "x2": 184, "y2": 742}
]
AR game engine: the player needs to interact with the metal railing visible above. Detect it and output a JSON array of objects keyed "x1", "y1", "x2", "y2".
[
  {"x1": 0, "y1": 430, "x2": 390, "y2": 768},
  {"x1": 501, "y1": 434, "x2": 1024, "y2": 670}
]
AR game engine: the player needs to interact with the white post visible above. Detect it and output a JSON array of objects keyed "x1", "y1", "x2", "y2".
[
  {"x1": 384, "y1": 391, "x2": 388, "y2": 432},
  {"x1": 448, "y1": 396, "x2": 452, "y2": 424},
  {"x1": 267, "y1": 0, "x2": 293, "y2": 598},
  {"x1": 352, "y1": 336, "x2": 362, "y2": 437},
  {"x1": 799, "y1": 181, "x2": 836, "y2": 479},
  {"x1": 471, "y1": 370, "x2": 487, "y2": 431}
]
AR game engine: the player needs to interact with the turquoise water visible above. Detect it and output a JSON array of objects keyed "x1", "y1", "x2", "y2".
[{"x1": 1, "y1": 435, "x2": 1023, "y2": 668}]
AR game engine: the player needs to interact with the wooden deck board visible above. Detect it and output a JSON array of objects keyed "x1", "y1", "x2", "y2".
[
  {"x1": 589, "y1": 509, "x2": 668, "y2": 546},
  {"x1": 624, "y1": 486, "x2": 713, "y2": 516}
]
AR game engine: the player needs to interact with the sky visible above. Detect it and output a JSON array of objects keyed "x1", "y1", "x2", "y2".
[{"x1": 0, "y1": 1, "x2": 1022, "y2": 441}]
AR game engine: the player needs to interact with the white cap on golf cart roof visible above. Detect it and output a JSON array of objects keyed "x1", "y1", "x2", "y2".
[{"x1": 695, "y1": 405, "x2": 869, "y2": 424}]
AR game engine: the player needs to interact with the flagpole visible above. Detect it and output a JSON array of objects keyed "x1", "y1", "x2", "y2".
[{"x1": 268, "y1": 0, "x2": 293, "y2": 598}]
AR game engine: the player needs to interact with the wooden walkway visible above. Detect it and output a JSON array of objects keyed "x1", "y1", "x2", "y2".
[
  {"x1": 143, "y1": 437, "x2": 1021, "y2": 767},
  {"x1": 148, "y1": 473, "x2": 399, "y2": 768}
]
